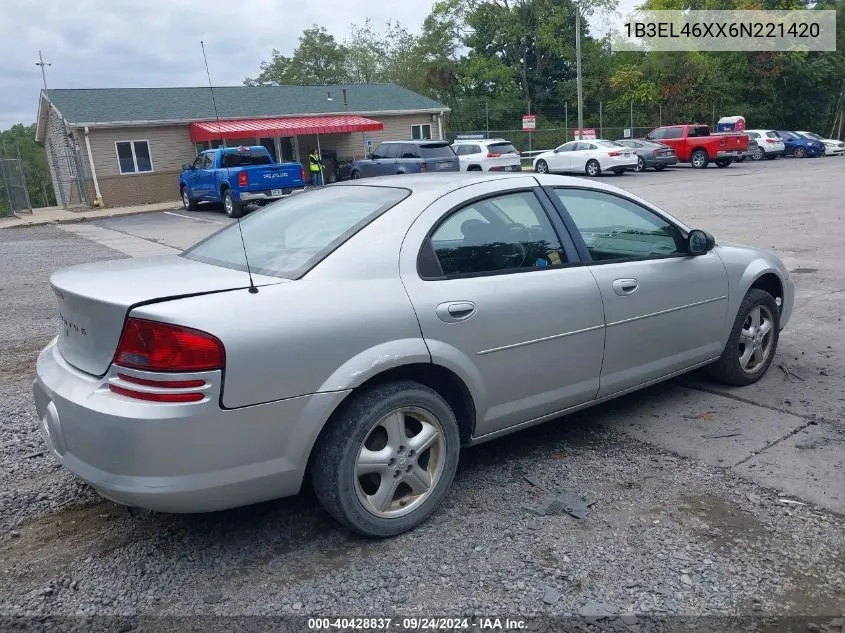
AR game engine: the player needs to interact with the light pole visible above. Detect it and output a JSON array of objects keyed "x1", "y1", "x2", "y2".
[
  {"x1": 36, "y1": 50, "x2": 51, "y2": 94},
  {"x1": 575, "y1": 3, "x2": 584, "y2": 141}
]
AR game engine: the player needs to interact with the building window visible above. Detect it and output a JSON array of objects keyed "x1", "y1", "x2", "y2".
[
  {"x1": 411, "y1": 124, "x2": 432, "y2": 140},
  {"x1": 195, "y1": 140, "x2": 224, "y2": 153},
  {"x1": 115, "y1": 141, "x2": 154, "y2": 174}
]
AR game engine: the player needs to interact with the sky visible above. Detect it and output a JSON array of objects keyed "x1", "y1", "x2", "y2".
[{"x1": 0, "y1": 0, "x2": 636, "y2": 130}]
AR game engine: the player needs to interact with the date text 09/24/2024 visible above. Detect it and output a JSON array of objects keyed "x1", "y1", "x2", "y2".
[{"x1": 307, "y1": 618, "x2": 527, "y2": 630}]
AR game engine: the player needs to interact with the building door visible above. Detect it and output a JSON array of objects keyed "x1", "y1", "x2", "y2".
[
  {"x1": 259, "y1": 138, "x2": 277, "y2": 162},
  {"x1": 280, "y1": 138, "x2": 294, "y2": 162}
]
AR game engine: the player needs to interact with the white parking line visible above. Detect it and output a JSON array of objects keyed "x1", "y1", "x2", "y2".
[{"x1": 163, "y1": 211, "x2": 226, "y2": 225}]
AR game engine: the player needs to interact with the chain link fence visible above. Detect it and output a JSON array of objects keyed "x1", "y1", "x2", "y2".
[{"x1": 0, "y1": 147, "x2": 32, "y2": 218}]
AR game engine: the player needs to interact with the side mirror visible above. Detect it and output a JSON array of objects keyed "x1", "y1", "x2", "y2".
[
  {"x1": 182, "y1": 163, "x2": 194, "y2": 171},
  {"x1": 687, "y1": 229, "x2": 715, "y2": 255}
]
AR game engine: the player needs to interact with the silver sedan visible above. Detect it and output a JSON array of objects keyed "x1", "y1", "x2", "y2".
[{"x1": 34, "y1": 173, "x2": 794, "y2": 537}]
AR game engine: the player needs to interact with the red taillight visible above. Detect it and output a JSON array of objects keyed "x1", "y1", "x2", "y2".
[
  {"x1": 487, "y1": 152, "x2": 502, "y2": 158},
  {"x1": 108, "y1": 384, "x2": 204, "y2": 403},
  {"x1": 420, "y1": 163, "x2": 427, "y2": 172},
  {"x1": 238, "y1": 171, "x2": 248, "y2": 187},
  {"x1": 608, "y1": 151, "x2": 621, "y2": 157},
  {"x1": 766, "y1": 139, "x2": 776, "y2": 144},
  {"x1": 113, "y1": 318, "x2": 224, "y2": 372},
  {"x1": 301, "y1": 165, "x2": 307, "y2": 181}
]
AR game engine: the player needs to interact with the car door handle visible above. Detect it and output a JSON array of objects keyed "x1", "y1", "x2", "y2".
[
  {"x1": 612, "y1": 278, "x2": 639, "y2": 296},
  {"x1": 436, "y1": 301, "x2": 477, "y2": 323}
]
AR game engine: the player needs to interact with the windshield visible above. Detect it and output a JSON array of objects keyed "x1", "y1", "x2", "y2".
[
  {"x1": 799, "y1": 132, "x2": 822, "y2": 141},
  {"x1": 419, "y1": 143, "x2": 456, "y2": 158},
  {"x1": 182, "y1": 186, "x2": 410, "y2": 279}
]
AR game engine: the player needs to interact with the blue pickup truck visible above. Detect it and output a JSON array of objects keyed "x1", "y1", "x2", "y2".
[
  {"x1": 179, "y1": 146, "x2": 307, "y2": 218},
  {"x1": 349, "y1": 140, "x2": 460, "y2": 180}
]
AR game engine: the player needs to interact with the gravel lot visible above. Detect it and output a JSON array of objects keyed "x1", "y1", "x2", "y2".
[{"x1": 1, "y1": 159, "x2": 844, "y2": 626}]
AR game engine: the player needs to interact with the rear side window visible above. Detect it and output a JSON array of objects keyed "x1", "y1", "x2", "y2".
[
  {"x1": 419, "y1": 143, "x2": 455, "y2": 158},
  {"x1": 767, "y1": 132, "x2": 781, "y2": 138},
  {"x1": 183, "y1": 186, "x2": 410, "y2": 279},
  {"x1": 487, "y1": 142, "x2": 518, "y2": 154},
  {"x1": 688, "y1": 127, "x2": 710, "y2": 137},
  {"x1": 220, "y1": 149, "x2": 273, "y2": 168},
  {"x1": 400, "y1": 144, "x2": 421, "y2": 159},
  {"x1": 663, "y1": 128, "x2": 684, "y2": 139}
]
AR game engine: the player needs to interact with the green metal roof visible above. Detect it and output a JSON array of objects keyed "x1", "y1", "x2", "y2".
[{"x1": 43, "y1": 84, "x2": 448, "y2": 125}]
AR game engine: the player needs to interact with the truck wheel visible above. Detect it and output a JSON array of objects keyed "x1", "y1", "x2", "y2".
[
  {"x1": 691, "y1": 150, "x2": 709, "y2": 169},
  {"x1": 181, "y1": 187, "x2": 197, "y2": 211},
  {"x1": 715, "y1": 159, "x2": 732, "y2": 168},
  {"x1": 585, "y1": 160, "x2": 601, "y2": 177},
  {"x1": 310, "y1": 380, "x2": 461, "y2": 538},
  {"x1": 222, "y1": 190, "x2": 243, "y2": 219}
]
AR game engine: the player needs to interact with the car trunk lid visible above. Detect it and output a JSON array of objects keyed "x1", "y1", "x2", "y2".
[
  {"x1": 50, "y1": 255, "x2": 285, "y2": 377},
  {"x1": 419, "y1": 142, "x2": 460, "y2": 172}
]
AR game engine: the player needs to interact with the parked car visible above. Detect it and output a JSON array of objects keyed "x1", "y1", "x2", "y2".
[
  {"x1": 451, "y1": 138, "x2": 522, "y2": 172},
  {"x1": 734, "y1": 136, "x2": 758, "y2": 162},
  {"x1": 350, "y1": 140, "x2": 460, "y2": 179},
  {"x1": 615, "y1": 139, "x2": 678, "y2": 171},
  {"x1": 533, "y1": 139, "x2": 638, "y2": 176},
  {"x1": 34, "y1": 172, "x2": 794, "y2": 537},
  {"x1": 179, "y1": 146, "x2": 307, "y2": 219},
  {"x1": 643, "y1": 124, "x2": 748, "y2": 168},
  {"x1": 775, "y1": 131, "x2": 825, "y2": 158},
  {"x1": 795, "y1": 131, "x2": 845, "y2": 156},
  {"x1": 744, "y1": 130, "x2": 785, "y2": 160}
]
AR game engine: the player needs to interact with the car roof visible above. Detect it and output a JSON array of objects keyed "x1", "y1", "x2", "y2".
[
  {"x1": 382, "y1": 139, "x2": 451, "y2": 145},
  {"x1": 452, "y1": 138, "x2": 510, "y2": 143}
]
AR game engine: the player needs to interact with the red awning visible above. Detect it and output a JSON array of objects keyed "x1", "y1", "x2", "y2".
[{"x1": 190, "y1": 115, "x2": 384, "y2": 142}]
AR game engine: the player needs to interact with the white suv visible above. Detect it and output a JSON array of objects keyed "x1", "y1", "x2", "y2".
[
  {"x1": 744, "y1": 130, "x2": 786, "y2": 160},
  {"x1": 451, "y1": 138, "x2": 523, "y2": 172}
]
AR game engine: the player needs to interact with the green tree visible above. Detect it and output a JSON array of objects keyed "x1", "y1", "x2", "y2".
[{"x1": 245, "y1": 26, "x2": 349, "y2": 85}]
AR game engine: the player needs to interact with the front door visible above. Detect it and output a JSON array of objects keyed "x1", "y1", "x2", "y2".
[
  {"x1": 399, "y1": 178, "x2": 606, "y2": 437},
  {"x1": 197, "y1": 152, "x2": 217, "y2": 200},
  {"x1": 549, "y1": 141, "x2": 576, "y2": 172},
  {"x1": 546, "y1": 185, "x2": 729, "y2": 397}
]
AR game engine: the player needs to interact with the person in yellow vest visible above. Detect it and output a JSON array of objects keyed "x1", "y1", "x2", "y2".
[{"x1": 308, "y1": 148, "x2": 323, "y2": 187}]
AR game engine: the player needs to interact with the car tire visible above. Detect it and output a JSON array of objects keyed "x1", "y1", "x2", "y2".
[
  {"x1": 735, "y1": 156, "x2": 746, "y2": 163},
  {"x1": 222, "y1": 189, "x2": 243, "y2": 219},
  {"x1": 654, "y1": 164, "x2": 667, "y2": 171},
  {"x1": 793, "y1": 147, "x2": 806, "y2": 158},
  {"x1": 691, "y1": 150, "x2": 709, "y2": 169},
  {"x1": 752, "y1": 147, "x2": 765, "y2": 161},
  {"x1": 707, "y1": 289, "x2": 780, "y2": 387},
  {"x1": 635, "y1": 156, "x2": 646, "y2": 172},
  {"x1": 585, "y1": 160, "x2": 601, "y2": 177},
  {"x1": 612, "y1": 169, "x2": 625, "y2": 176},
  {"x1": 715, "y1": 159, "x2": 732, "y2": 168},
  {"x1": 181, "y1": 187, "x2": 197, "y2": 211},
  {"x1": 311, "y1": 380, "x2": 461, "y2": 538},
  {"x1": 535, "y1": 160, "x2": 549, "y2": 174},
  {"x1": 350, "y1": 170, "x2": 361, "y2": 179},
  {"x1": 765, "y1": 154, "x2": 778, "y2": 160}
]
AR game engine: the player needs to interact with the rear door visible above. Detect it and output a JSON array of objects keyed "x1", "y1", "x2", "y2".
[
  {"x1": 545, "y1": 184, "x2": 729, "y2": 397},
  {"x1": 399, "y1": 177, "x2": 606, "y2": 436},
  {"x1": 419, "y1": 142, "x2": 460, "y2": 172},
  {"x1": 397, "y1": 143, "x2": 422, "y2": 173}
]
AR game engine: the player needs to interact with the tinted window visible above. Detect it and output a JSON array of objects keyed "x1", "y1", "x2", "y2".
[
  {"x1": 662, "y1": 128, "x2": 684, "y2": 139},
  {"x1": 429, "y1": 192, "x2": 566, "y2": 277},
  {"x1": 400, "y1": 144, "x2": 421, "y2": 159},
  {"x1": 647, "y1": 129, "x2": 665, "y2": 140},
  {"x1": 557, "y1": 142, "x2": 577, "y2": 152},
  {"x1": 779, "y1": 131, "x2": 797, "y2": 140},
  {"x1": 371, "y1": 144, "x2": 390, "y2": 159},
  {"x1": 220, "y1": 149, "x2": 272, "y2": 168},
  {"x1": 747, "y1": 131, "x2": 760, "y2": 139},
  {"x1": 487, "y1": 142, "x2": 518, "y2": 154},
  {"x1": 183, "y1": 186, "x2": 409, "y2": 279},
  {"x1": 766, "y1": 131, "x2": 781, "y2": 138},
  {"x1": 688, "y1": 126, "x2": 710, "y2": 137},
  {"x1": 553, "y1": 189, "x2": 684, "y2": 262},
  {"x1": 419, "y1": 143, "x2": 455, "y2": 158}
]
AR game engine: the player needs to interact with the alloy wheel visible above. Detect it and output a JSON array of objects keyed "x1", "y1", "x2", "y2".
[
  {"x1": 354, "y1": 406, "x2": 447, "y2": 519},
  {"x1": 738, "y1": 305, "x2": 775, "y2": 374},
  {"x1": 635, "y1": 156, "x2": 645, "y2": 172},
  {"x1": 536, "y1": 160, "x2": 548, "y2": 174}
]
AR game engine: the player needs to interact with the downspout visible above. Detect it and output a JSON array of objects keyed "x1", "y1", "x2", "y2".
[
  {"x1": 438, "y1": 110, "x2": 444, "y2": 140},
  {"x1": 83, "y1": 126, "x2": 103, "y2": 207}
]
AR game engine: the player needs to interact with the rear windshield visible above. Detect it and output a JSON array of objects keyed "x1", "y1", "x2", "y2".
[
  {"x1": 596, "y1": 141, "x2": 624, "y2": 148},
  {"x1": 419, "y1": 143, "x2": 456, "y2": 158},
  {"x1": 487, "y1": 142, "x2": 518, "y2": 154},
  {"x1": 182, "y1": 186, "x2": 409, "y2": 279},
  {"x1": 220, "y1": 149, "x2": 273, "y2": 168}
]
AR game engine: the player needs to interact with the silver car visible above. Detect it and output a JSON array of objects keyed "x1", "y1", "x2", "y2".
[{"x1": 34, "y1": 173, "x2": 794, "y2": 537}]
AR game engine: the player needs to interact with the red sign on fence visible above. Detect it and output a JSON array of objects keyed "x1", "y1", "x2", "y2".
[
  {"x1": 572, "y1": 128, "x2": 597, "y2": 140},
  {"x1": 522, "y1": 115, "x2": 536, "y2": 131}
]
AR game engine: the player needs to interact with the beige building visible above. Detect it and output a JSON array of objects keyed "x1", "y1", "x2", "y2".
[{"x1": 35, "y1": 84, "x2": 449, "y2": 208}]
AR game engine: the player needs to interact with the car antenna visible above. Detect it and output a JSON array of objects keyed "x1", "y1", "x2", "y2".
[{"x1": 201, "y1": 40, "x2": 258, "y2": 294}]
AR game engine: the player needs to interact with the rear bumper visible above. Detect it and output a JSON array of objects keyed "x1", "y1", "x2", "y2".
[
  {"x1": 715, "y1": 150, "x2": 744, "y2": 160},
  {"x1": 487, "y1": 163, "x2": 523, "y2": 172},
  {"x1": 33, "y1": 339, "x2": 349, "y2": 513},
  {"x1": 647, "y1": 155, "x2": 678, "y2": 167},
  {"x1": 238, "y1": 187, "x2": 305, "y2": 203}
]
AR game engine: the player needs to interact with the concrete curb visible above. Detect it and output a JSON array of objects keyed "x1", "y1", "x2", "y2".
[{"x1": 0, "y1": 205, "x2": 181, "y2": 230}]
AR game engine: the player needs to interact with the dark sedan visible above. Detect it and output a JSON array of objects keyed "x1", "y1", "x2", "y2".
[{"x1": 615, "y1": 139, "x2": 678, "y2": 172}]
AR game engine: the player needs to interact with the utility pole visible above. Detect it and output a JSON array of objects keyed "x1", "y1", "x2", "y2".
[
  {"x1": 36, "y1": 50, "x2": 51, "y2": 95},
  {"x1": 599, "y1": 101, "x2": 603, "y2": 139},
  {"x1": 485, "y1": 100, "x2": 490, "y2": 139},
  {"x1": 630, "y1": 100, "x2": 634, "y2": 134},
  {"x1": 565, "y1": 102, "x2": 569, "y2": 142},
  {"x1": 575, "y1": 3, "x2": 584, "y2": 141}
]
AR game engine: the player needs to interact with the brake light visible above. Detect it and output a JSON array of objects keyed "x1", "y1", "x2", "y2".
[
  {"x1": 766, "y1": 139, "x2": 776, "y2": 143},
  {"x1": 487, "y1": 152, "x2": 502, "y2": 158},
  {"x1": 113, "y1": 318, "x2": 225, "y2": 372},
  {"x1": 420, "y1": 163, "x2": 427, "y2": 172},
  {"x1": 301, "y1": 165, "x2": 307, "y2": 181},
  {"x1": 608, "y1": 151, "x2": 621, "y2": 157},
  {"x1": 238, "y1": 171, "x2": 248, "y2": 187}
]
